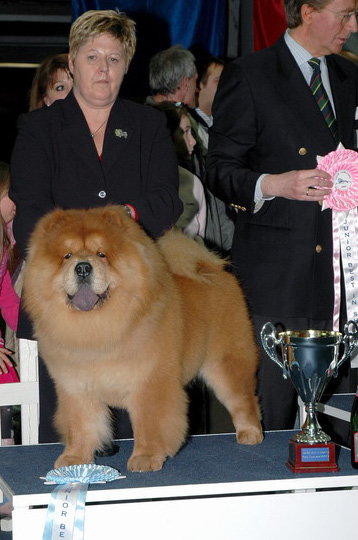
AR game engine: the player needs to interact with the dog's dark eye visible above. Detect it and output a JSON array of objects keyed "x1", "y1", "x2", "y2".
[
  {"x1": 64, "y1": 253, "x2": 72, "y2": 260},
  {"x1": 97, "y1": 252, "x2": 106, "y2": 258}
]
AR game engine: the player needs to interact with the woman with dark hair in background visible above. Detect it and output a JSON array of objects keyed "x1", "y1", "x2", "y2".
[
  {"x1": 156, "y1": 101, "x2": 206, "y2": 242},
  {"x1": 29, "y1": 53, "x2": 73, "y2": 110}
]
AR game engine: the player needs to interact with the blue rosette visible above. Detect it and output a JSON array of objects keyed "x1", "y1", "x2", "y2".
[
  {"x1": 42, "y1": 464, "x2": 125, "y2": 540},
  {"x1": 44, "y1": 464, "x2": 124, "y2": 484}
]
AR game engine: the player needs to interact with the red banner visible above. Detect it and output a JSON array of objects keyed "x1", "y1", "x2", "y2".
[{"x1": 253, "y1": 0, "x2": 287, "y2": 51}]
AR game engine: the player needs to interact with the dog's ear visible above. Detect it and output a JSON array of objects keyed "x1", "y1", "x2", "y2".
[{"x1": 33, "y1": 209, "x2": 73, "y2": 238}]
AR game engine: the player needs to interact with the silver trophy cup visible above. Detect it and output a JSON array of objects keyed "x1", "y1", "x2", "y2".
[{"x1": 260, "y1": 321, "x2": 358, "y2": 472}]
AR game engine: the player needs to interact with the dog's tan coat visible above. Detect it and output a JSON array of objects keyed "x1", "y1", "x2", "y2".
[{"x1": 24, "y1": 206, "x2": 263, "y2": 471}]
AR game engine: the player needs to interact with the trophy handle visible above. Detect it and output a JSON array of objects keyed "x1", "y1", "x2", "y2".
[
  {"x1": 260, "y1": 322, "x2": 288, "y2": 378},
  {"x1": 337, "y1": 319, "x2": 358, "y2": 371}
]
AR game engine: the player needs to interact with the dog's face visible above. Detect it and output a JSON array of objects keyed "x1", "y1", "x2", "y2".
[
  {"x1": 24, "y1": 206, "x2": 158, "y2": 317},
  {"x1": 60, "y1": 233, "x2": 113, "y2": 311},
  {"x1": 41, "y1": 213, "x2": 124, "y2": 312}
]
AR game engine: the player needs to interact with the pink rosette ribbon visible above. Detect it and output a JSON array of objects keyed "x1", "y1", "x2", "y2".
[
  {"x1": 317, "y1": 148, "x2": 358, "y2": 334},
  {"x1": 318, "y1": 149, "x2": 358, "y2": 211}
]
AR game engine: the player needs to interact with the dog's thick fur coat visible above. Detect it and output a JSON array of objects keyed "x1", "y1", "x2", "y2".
[{"x1": 24, "y1": 206, "x2": 263, "y2": 471}]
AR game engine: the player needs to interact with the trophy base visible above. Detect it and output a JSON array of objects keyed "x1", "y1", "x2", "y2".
[{"x1": 286, "y1": 439, "x2": 339, "y2": 473}]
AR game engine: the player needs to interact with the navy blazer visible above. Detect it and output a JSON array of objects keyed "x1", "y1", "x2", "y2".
[
  {"x1": 206, "y1": 36, "x2": 358, "y2": 324},
  {"x1": 10, "y1": 91, "x2": 183, "y2": 256}
]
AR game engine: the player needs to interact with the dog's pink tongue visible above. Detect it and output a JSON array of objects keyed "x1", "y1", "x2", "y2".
[{"x1": 71, "y1": 284, "x2": 99, "y2": 311}]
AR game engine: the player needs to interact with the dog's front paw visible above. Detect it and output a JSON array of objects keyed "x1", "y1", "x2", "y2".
[
  {"x1": 127, "y1": 453, "x2": 166, "y2": 472},
  {"x1": 237, "y1": 427, "x2": 263, "y2": 446},
  {"x1": 54, "y1": 452, "x2": 95, "y2": 468}
]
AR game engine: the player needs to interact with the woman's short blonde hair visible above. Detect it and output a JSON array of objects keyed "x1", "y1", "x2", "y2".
[{"x1": 69, "y1": 10, "x2": 136, "y2": 68}]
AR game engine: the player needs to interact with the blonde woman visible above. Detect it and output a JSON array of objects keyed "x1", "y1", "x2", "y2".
[{"x1": 10, "y1": 10, "x2": 182, "y2": 444}]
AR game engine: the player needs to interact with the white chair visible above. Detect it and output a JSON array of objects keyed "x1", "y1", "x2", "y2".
[
  {"x1": 0, "y1": 338, "x2": 39, "y2": 444},
  {"x1": 0, "y1": 338, "x2": 39, "y2": 532}
]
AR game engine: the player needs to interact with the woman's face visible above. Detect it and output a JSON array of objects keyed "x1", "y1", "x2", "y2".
[
  {"x1": 43, "y1": 68, "x2": 73, "y2": 107},
  {"x1": 0, "y1": 191, "x2": 16, "y2": 224},
  {"x1": 69, "y1": 33, "x2": 128, "y2": 108},
  {"x1": 179, "y1": 114, "x2": 196, "y2": 155}
]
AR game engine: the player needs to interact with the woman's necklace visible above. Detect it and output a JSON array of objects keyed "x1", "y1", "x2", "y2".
[{"x1": 90, "y1": 118, "x2": 108, "y2": 139}]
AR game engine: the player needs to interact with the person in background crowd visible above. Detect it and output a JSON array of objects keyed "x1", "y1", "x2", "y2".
[
  {"x1": 206, "y1": 0, "x2": 358, "y2": 432},
  {"x1": 10, "y1": 9, "x2": 182, "y2": 445},
  {"x1": 146, "y1": 47, "x2": 234, "y2": 254},
  {"x1": 8, "y1": 54, "x2": 71, "y2": 387},
  {"x1": 185, "y1": 54, "x2": 234, "y2": 255},
  {"x1": 0, "y1": 162, "x2": 20, "y2": 446},
  {"x1": 190, "y1": 55, "x2": 225, "y2": 152},
  {"x1": 156, "y1": 102, "x2": 207, "y2": 241},
  {"x1": 29, "y1": 53, "x2": 73, "y2": 110},
  {"x1": 145, "y1": 45, "x2": 198, "y2": 108}
]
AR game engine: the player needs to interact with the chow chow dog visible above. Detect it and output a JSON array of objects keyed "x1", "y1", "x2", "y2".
[{"x1": 23, "y1": 205, "x2": 263, "y2": 472}]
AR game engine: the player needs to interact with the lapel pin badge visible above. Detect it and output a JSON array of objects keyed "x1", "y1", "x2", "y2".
[{"x1": 114, "y1": 129, "x2": 128, "y2": 139}]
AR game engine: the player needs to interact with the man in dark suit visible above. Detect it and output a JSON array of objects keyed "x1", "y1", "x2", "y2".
[{"x1": 206, "y1": 0, "x2": 358, "y2": 430}]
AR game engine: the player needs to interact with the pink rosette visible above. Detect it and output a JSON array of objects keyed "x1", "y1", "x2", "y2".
[{"x1": 317, "y1": 149, "x2": 358, "y2": 212}]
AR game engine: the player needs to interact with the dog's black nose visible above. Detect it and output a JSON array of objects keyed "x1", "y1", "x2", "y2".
[{"x1": 75, "y1": 262, "x2": 92, "y2": 280}]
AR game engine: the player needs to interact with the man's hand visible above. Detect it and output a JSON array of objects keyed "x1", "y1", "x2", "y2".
[{"x1": 262, "y1": 169, "x2": 332, "y2": 201}]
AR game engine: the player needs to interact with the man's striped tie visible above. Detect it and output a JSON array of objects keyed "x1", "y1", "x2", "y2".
[{"x1": 308, "y1": 57, "x2": 338, "y2": 142}]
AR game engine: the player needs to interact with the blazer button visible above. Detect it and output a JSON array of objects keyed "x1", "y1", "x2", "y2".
[
  {"x1": 98, "y1": 191, "x2": 106, "y2": 199},
  {"x1": 298, "y1": 147, "x2": 307, "y2": 156},
  {"x1": 316, "y1": 245, "x2": 323, "y2": 253}
]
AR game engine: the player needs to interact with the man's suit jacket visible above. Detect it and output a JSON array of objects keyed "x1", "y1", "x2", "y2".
[
  {"x1": 10, "y1": 91, "x2": 183, "y2": 337},
  {"x1": 206, "y1": 35, "x2": 358, "y2": 325}
]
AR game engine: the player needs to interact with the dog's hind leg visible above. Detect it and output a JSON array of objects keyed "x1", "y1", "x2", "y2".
[
  {"x1": 54, "y1": 387, "x2": 112, "y2": 468},
  {"x1": 201, "y1": 352, "x2": 263, "y2": 445}
]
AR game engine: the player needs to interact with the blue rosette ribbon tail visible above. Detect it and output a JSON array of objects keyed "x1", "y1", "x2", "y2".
[{"x1": 41, "y1": 464, "x2": 125, "y2": 540}]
